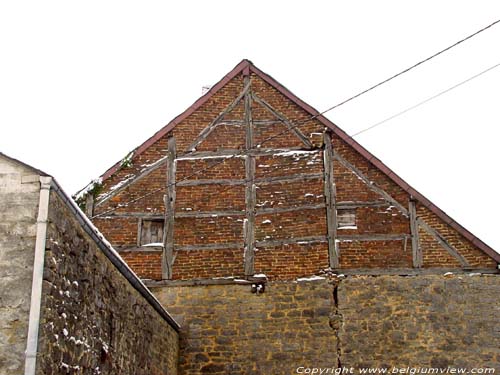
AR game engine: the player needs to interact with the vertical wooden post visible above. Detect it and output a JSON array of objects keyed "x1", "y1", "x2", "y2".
[
  {"x1": 323, "y1": 131, "x2": 339, "y2": 268},
  {"x1": 409, "y1": 198, "x2": 422, "y2": 268},
  {"x1": 162, "y1": 136, "x2": 177, "y2": 279},
  {"x1": 243, "y1": 74, "x2": 256, "y2": 276},
  {"x1": 85, "y1": 194, "x2": 94, "y2": 217}
]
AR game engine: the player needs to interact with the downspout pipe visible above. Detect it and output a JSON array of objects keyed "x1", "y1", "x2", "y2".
[{"x1": 24, "y1": 176, "x2": 52, "y2": 375}]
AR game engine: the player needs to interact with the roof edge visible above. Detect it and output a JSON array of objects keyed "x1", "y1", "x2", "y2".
[
  {"x1": 100, "y1": 59, "x2": 252, "y2": 182},
  {"x1": 51, "y1": 178, "x2": 181, "y2": 332},
  {"x1": 0, "y1": 151, "x2": 51, "y2": 177},
  {"x1": 248, "y1": 64, "x2": 500, "y2": 264}
]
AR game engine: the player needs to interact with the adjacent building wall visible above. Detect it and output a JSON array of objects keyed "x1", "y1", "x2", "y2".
[
  {"x1": 0, "y1": 158, "x2": 40, "y2": 375},
  {"x1": 153, "y1": 274, "x2": 500, "y2": 375},
  {"x1": 36, "y1": 188, "x2": 179, "y2": 374}
]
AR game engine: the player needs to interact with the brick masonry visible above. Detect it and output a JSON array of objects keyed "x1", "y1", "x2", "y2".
[
  {"x1": 89, "y1": 64, "x2": 497, "y2": 280},
  {"x1": 36, "y1": 189, "x2": 179, "y2": 374},
  {"x1": 153, "y1": 274, "x2": 500, "y2": 375}
]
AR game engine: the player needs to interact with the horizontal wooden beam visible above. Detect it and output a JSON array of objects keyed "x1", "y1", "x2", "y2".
[
  {"x1": 256, "y1": 204, "x2": 325, "y2": 215},
  {"x1": 176, "y1": 173, "x2": 324, "y2": 187},
  {"x1": 177, "y1": 178, "x2": 246, "y2": 186},
  {"x1": 175, "y1": 210, "x2": 246, "y2": 218},
  {"x1": 176, "y1": 242, "x2": 245, "y2": 251},
  {"x1": 330, "y1": 268, "x2": 499, "y2": 276},
  {"x1": 337, "y1": 234, "x2": 409, "y2": 242},
  {"x1": 145, "y1": 277, "x2": 253, "y2": 287},
  {"x1": 336, "y1": 201, "x2": 389, "y2": 209},
  {"x1": 255, "y1": 173, "x2": 323, "y2": 185},
  {"x1": 177, "y1": 147, "x2": 308, "y2": 160},
  {"x1": 255, "y1": 236, "x2": 327, "y2": 248}
]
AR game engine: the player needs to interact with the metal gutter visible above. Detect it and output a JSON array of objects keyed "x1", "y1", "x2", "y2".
[{"x1": 24, "y1": 176, "x2": 52, "y2": 375}]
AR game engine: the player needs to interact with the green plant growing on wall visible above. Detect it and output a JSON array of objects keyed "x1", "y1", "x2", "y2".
[
  {"x1": 120, "y1": 151, "x2": 134, "y2": 169},
  {"x1": 72, "y1": 178, "x2": 103, "y2": 212}
]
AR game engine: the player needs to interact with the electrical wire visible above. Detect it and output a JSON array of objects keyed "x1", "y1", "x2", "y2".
[
  {"x1": 90, "y1": 19, "x2": 500, "y2": 218},
  {"x1": 351, "y1": 61, "x2": 500, "y2": 137}
]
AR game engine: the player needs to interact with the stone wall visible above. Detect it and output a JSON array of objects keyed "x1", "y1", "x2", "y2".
[
  {"x1": 153, "y1": 274, "x2": 500, "y2": 375},
  {"x1": 0, "y1": 157, "x2": 40, "y2": 375},
  {"x1": 152, "y1": 279, "x2": 338, "y2": 375},
  {"x1": 36, "y1": 189, "x2": 179, "y2": 374},
  {"x1": 338, "y1": 274, "x2": 500, "y2": 370}
]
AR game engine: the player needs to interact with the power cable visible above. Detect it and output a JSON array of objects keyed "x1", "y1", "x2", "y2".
[{"x1": 90, "y1": 19, "x2": 500, "y2": 218}]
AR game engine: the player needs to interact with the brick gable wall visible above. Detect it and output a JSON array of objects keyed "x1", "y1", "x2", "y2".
[{"x1": 90, "y1": 69, "x2": 497, "y2": 281}]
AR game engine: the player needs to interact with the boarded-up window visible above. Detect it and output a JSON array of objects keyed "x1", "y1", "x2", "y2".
[
  {"x1": 337, "y1": 209, "x2": 356, "y2": 229},
  {"x1": 140, "y1": 219, "x2": 164, "y2": 245}
]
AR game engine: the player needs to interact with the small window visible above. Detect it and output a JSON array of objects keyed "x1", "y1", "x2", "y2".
[
  {"x1": 337, "y1": 209, "x2": 356, "y2": 229},
  {"x1": 139, "y1": 219, "x2": 165, "y2": 245}
]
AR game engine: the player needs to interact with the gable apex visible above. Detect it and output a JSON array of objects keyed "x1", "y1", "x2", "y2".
[{"x1": 89, "y1": 60, "x2": 499, "y2": 264}]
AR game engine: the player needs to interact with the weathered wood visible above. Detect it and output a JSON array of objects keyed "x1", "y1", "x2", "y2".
[
  {"x1": 175, "y1": 210, "x2": 246, "y2": 218},
  {"x1": 409, "y1": 199, "x2": 422, "y2": 268},
  {"x1": 337, "y1": 234, "x2": 408, "y2": 241},
  {"x1": 251, "y1": 93, "x2": 313, "y2": 148},
  {"x1": 336, "y1": 200, "x2": 388, "y2": 209},
  {"x1": 97, "y1": 212, "x2": 165, "y2": 219},
  {"x1": 177, "y1": 172, "x2": 323, "y2": 187},
  {"x1": 162, "y1": 136, "x2": 177, "y2": 279},
  {"x1": 177, "y1": 147, "x2": 306, "y2": 160},
  {"x1": 243, "y1": 75, "x2": 256, "y2": 276},
  {"x1": 176, "y1": 242, "x2": 245, "y2": 251},
  {"x1": 329, "y1": 268, "x2": 498, "y2": 276},
  {"x1": 417, "y1": 218, "x2": 470, "y2": 267},
  {"x1": 85, "y1": 193, "x2": 94, "y2": 217},
  {"x1": 177, "y1": 178, "x2": 246, "y2": 186},
  {"x1": 255, "y1": 172, "x2": 323, "y2": 185},
  {"x1": 145, "y1": 277, "x2": 253, "y2": 288},
  {"x1": 256, "y1": 203, "x2": 326, "y2": 215},
  {"x1": 255, "y1": 235, "x2": 328, "y2": 248},
  {"x1": 333, "y1": 153, "x2": 409, "y2": 216},
  {"x1": 95, "y1": 155, "x2": 167, "y2": 207},
  {"x1": 187, "y1": 80, "x2": 251, "y2": 152},
  {"x1": 323, "y1": 131, "x2": 339, "y2": 268},
  {"x1": 136, "y1": 218, "x2": 143, "y2": 247}
]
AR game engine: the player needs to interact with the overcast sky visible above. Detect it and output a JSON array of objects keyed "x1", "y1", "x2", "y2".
[{"x1": 1, "y1": 1, "x2": 499, "y2": 253}]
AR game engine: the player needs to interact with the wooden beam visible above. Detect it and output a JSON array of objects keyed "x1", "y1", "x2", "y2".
[
  {"x1": 187, "y1": 80, "x2": 251, "y2": 152},
  {"x1": 175, "y1": 210, "x2": 246, "y2": 218},
  {"x1": 95, "y1": 156, "x2": 167, "y2": 207},
  {"x1": 256, "y1": 203, "x2": 326, "y2": 215},
  {"x1": 177, "y1": 178, "x2": 246, "y2": 186},
  {"x1": 243, "y1": 76, "x2": 256, "y2": 276},
  {"x1": 323, "y1": 131, "x2": 339, "y2": 268},
  {"x1": 336, "y1": 201, "x2": 388, "y2": 209},
  {"x1": 409, "y1": 199, "x2": 422, "y2": 268},
  {"x1": 145, "y1": 278, "x2": 253, "y2": 288},
  {"x1": 85, "y1": 193, "x2": 94, "y2": 217},
  {"x1": 417, "y1": 218, "x2": 470, "y2": 268},
  {"x1": 177, "y1": 147, "x2": 306, "y2": 160},
  {"x1": 337, "y1": 234, "x2": 408, "y2": 241},
  {"x1": 251, "y1": 93, "x2": 314, "y2": 148},
  {"x1": 162, "y1": 136, "x2": 177, "y2": 279},
  {"x1": 255, "y1": 172, "x2": 323, "y2": 185},
  {"x1": 255, "y1": 235, "x2": 327, "y2": 248},
  {"x1": 333, "y1": 153, "x2": 409, "y2": 216},
  {"x1": 176, "y1": 242, "x2": 244, "y2": 251},
  {"x1": 329, "y1": 268, "x2": 498, "y2": 276}
]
